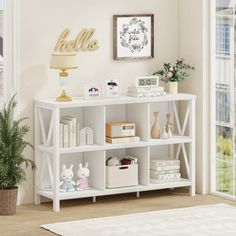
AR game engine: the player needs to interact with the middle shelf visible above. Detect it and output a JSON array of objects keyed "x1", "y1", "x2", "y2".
[{"x1": 37, "y1": 135, "x2": 192, "y2": 154}]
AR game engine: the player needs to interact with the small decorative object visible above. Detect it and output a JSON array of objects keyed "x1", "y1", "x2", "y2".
[
  {"x1": 0, "y1": 96, "x2": 35, "y2": 215},
  {"x1": 127, "y1": 76, "x2": 166, "y2": 98},
  {"x1": 77, "y1": 163, "x2": 91, "y2": 190},
  {"x1": 84, "y1": 85, "x2": 102, "y2": 100},
  {"x1": 153, "y1": 58, "x2": 194, "y2": 94},
  {"x1": 167, "y1": 125, "x2": 173, "y2": 138},
  {"x1": 151, "y1": 111, "x2": 160, "y2": 139},
  {"x1": 106, "y1": 157, "x2": 121, "y2": 166},
  {"x1": 106, "y1": 122, "x2": 135, "y2": 138},
  {"x1": 105, "y1": 79, "x2": 120, "y2": 98},
  {"x1": 80, "y1": 127, "x2": 94, "y2": 146},
  {"x1": 161, "y1": 126, "x2": 168, "y2": 139},
  {"x1": 166, "y1": 113, "x2": 170, "y2": 132},
  {"x1": 135, "y1": 76, "x2": 159, "y2": 87},
  {"x1": 60, "y1": 164, "x2": 76, "y2": 192},
  {"x1": 54, "y1": 28, "x2": 99, "y2": 53},
  {"x1": 50, "y1": 53, "x2": 78, "y2": 101},
  {"x1": 170, "y1": 123, "x2": 174, "y2": 134},
  {"x1": 106, "y1": 136, "x2": 140, "y2": 144},
  {"x1": 113, "y1": 14, "x2": 154, "y2": 60}
]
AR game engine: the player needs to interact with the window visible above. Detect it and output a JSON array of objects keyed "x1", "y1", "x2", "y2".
[{"x1": 212, "y1": 0, "x2": 236, "y2": 198}]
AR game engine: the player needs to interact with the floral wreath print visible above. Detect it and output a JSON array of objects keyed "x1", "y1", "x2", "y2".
[{"x1": 120, "y1": 17, "x2": 148, "y2": 53}]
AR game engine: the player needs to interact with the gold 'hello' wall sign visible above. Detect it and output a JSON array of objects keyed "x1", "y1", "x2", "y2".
[{"x1": 54, "y1": 28, "x2": 99, "y2": 53}]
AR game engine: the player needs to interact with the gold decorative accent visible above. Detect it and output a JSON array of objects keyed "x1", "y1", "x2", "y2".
[
  {"x1": 54, "y1": 29, "x2": 99, "y2": 53},
  {"x1": 56, "y1": 89, "x2": 72, "y2": 102},
  {"x1": 59, "y1": 70, "x2": 68, "y2": 77}
]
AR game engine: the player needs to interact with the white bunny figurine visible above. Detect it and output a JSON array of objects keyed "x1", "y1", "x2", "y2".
[
  {"x1": 77, "y1": 163, "x2": 91, "y2": 190},
  {"x1": 60, "y1": 164, "x2": 76, "y2": 192}
]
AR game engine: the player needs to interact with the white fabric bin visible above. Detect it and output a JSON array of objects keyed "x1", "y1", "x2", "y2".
[{"x1": 106, "y1": 164, "x2": 138, "y2": 188}]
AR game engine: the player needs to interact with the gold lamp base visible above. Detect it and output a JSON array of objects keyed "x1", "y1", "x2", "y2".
[{"x1": 56, "y1": 89, "x2": 72, "y2": 102}]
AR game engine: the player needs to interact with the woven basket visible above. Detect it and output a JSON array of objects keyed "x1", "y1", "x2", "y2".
[{"x1": 0, "y1": 187, "x2": 18, "y2": 215}]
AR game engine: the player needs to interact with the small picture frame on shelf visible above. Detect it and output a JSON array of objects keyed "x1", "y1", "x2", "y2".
[
  {"x1": 84, "y1": 85, "x2": 102, "y2": 100},
  {"x1": 105, "y1": 79, "x2": 120, "y2": 98}
]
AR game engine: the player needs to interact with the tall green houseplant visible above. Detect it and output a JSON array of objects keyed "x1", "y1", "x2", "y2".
[{"x1": 0, "y1": 96, "x2": 35, "y2": 215}]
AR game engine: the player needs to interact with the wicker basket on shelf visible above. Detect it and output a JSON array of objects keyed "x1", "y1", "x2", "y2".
[{"x1": 0, "y1": 188, "x2": 18, "y2": 215}]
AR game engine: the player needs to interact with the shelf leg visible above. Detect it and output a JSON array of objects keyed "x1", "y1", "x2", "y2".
[
  {"x1": 53, "y1": 108, "x2": 60, "y2": 212},
  {"x1": 93, "y1": 196, "x2": 96, "y2": 203},
  {"x1": 34, "y1": 195, "x2": 41, "y2": 205},
  {"x1": 136, "y1": 191, "x2": 140, "y2": 198},
  {"x1": 53, "y1": 199, "x2": 60, "y2": 212},
  {"x1": 34, "y1": 105, "x2": 41, "y2": 205},
  {"x1": 189, "y1": 99, "x2": 196, "y2": 197}
]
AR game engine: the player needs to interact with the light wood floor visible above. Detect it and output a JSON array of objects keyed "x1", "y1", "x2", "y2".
[{"x1": 1, "y1": 189, "x2": 236, "y2": 236}]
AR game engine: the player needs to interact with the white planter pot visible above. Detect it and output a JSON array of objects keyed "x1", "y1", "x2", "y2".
[{"x1": 168, "y1": 82, "x2": 178, "y2": 94}]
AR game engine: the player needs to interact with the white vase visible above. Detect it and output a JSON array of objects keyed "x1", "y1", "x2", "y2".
[{"x1": 168, "y1": 82, "x2": 178, "y2": 94}]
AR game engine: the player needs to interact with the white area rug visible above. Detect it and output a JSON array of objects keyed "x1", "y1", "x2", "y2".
[{"x1": 41, "y1": 204, "x2": 236, "y2": 236}]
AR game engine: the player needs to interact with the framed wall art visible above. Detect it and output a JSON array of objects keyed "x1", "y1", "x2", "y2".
[{"x1": 113, "y1": 14, "x2": 154, "y2": 60}]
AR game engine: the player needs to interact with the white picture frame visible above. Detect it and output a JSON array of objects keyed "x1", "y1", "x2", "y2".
[
  {"x1": 105, "y1": 79, "x2": 120, "y2": 98},
  {"x1": 84, "y1": 85, "x2": 102, "y2": 100}
]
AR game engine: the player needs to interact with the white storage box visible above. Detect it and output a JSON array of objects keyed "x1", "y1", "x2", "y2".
[{"x1": 106, "y1": 164, "x2": 138, "y2": 188}]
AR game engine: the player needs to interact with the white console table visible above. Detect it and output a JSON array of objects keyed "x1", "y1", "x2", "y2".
[{"x1": 34, "y1": 94, "x2": 196, "y2": 212}]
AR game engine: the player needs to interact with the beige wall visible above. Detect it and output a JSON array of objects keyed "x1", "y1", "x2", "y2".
[
  {"x1": 19, "y1": 0, "x2": 179, "y2": 204},
  {"x1": 178, "y1": 0, "x2": 210, "y2": 194}
]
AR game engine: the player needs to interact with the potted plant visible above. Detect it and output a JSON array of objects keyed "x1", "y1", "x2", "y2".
[
  {"x1": 153, "y1": 58, "x2": 194, "y2": 94},
  {"x1": 0, "y1": 96, "x2": 36, "y2": 215}
]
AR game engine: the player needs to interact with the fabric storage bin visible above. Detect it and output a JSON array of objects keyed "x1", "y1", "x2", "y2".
[{"x1": 106, "y1": 164, "x2": 138, "y2": 188}]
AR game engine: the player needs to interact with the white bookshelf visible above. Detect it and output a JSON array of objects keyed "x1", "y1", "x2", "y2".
[{"x1": 34, "y1": 93, "x2": 196, "y2": 212}]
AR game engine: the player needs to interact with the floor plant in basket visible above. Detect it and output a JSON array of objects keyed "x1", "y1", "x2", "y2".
[{"x1": 0, "y1": 96, "x2": 36, "y2": 215}]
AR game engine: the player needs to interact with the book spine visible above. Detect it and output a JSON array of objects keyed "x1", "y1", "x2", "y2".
[
  {"x1": 76, "y1": 122, "x2": 80, "y2": 146},
  {"x1": 150, "y1": 169, "x2": 180, "y2": 175},
  {"x1": 71, "y1": 118, "x2": 77, "y2": 147},
  {"x1": 150, "y1": 173, "x2": 181, "y2": 180},
  {"x1": 150, "y1": 165, "x2": 180, "y2": 171},
  {"x1": 106, "y1": 136, "x2": 140, "y2": 144},
  {"x1": 68, "y1": 120, "x2": 73, "y2": 148},
  {"x1": 63, "y1": 124, "x2": 69, "y2": 148},
  {"x1": 60, "y1": 123, "x2": 64, "y2": 148},
  {"x1": 128, "y1": 87, "x2": 164, "y2": 92},
  {"x1": 150, "y1": 160, "x2": 180, "y2": 167}
]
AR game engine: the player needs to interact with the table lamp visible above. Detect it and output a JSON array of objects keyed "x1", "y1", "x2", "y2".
[{"x1": 50, "y1": 53, "x2": 78, "y2": 101}]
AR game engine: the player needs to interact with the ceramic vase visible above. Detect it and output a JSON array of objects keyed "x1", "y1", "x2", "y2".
[
  {"x1": 169, "y1": 82, "x2": 178, "y2": 94},
  {"x1": 166, "y1": 113, "x2": 171, "y2": 132},
  {"x1": 161, "y1": 126, "x2": 168, "y2": 139},
  {"x1": 167, "y1": 125, "x2": 173, "y2": 138},
  {"x1": 151, "y1": 111, "x2": 160, "y2": 139}
]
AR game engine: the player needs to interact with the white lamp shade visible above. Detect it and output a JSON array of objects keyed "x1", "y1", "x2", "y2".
[{"x1": 50, "y1": 53, "x2": 78, "y2": 70}]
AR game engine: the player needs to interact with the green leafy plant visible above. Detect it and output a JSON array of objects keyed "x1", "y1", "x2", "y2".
[
  {"x1": 153, "y1": 58, "x2": 194, "y2": 83},
  {"x1": 217, "y1": 135, "x2": 233, "y2": 156},
  {"x1": 0, "y1": 96, "x2": 36, "y2": 189}
]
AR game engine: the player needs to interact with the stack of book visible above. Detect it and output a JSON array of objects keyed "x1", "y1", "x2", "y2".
[
  {"x1": 127, "y1": 86, "x2": 165, "y2": 98},
  {"x1": 150, "y1": 159, "x2": 181, "y2": 183},
  {"x1": 60, "y1": 116, "x2": 80, "y2": 148}
]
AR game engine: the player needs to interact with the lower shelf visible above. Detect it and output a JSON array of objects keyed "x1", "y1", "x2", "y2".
[{"x1": 38, "y1": 178, "x2": 192, "y2": 201}]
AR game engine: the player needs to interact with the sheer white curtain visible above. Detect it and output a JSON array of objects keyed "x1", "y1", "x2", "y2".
[{"x1": 0, "y1": 0, "x2": 3, "y2": 108}]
